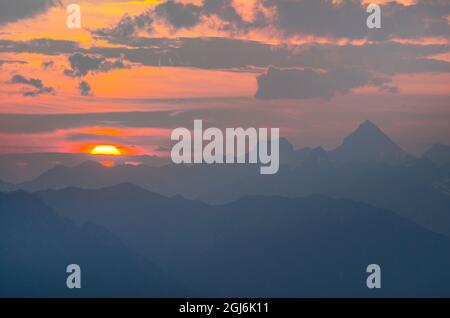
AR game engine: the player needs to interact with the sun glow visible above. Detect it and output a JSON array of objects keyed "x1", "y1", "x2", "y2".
[{"x1": 90, "y1": 145, "x2": 122, "y2": 155}]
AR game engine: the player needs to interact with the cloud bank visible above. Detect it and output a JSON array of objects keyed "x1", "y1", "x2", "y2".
[
  {"x1": 0, "y1": 0, "x2": 59, "y2": 26},
  {"x1": 8, "y1": 74, "x2": 55, "y2": 97}
]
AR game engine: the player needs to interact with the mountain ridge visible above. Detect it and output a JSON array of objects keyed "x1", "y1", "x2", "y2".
[
  {"x1": 0, "y1": 190, "x2": 189, "y2": 297},
  {"x1": 34, "y1": 183, "x2": 450, "y2": 297}
]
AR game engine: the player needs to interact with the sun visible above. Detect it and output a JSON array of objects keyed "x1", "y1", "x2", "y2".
[{"x1": 90, "y1": 145, "x2": 122, "y2": 155}]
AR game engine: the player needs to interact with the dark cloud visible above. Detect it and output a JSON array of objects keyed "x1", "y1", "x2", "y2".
[
  {"x1": 0, "y1": 111, "x2": 196, "y2": 133},
  {"x1": 41, "y1": 60, "x2": 54, "y2": 69},
  {"x1": 94, "y1": 0, "x2": 259, "y2": 38},
  {"x1": 371, "y1": 0, "x2": 450, "y2": 40},
  {"x1": 155, "y1": 146, "x2": 171, "y2": 152},
  {"x1": 64, "y1": 52, "x2": 127, "y2": 77},
  {"x1": 155, "y1": 1, "x2": 202, "y2": 30},
  {"x1": 88, "y1": 37, "x2": 450, "y2": 100},
  {"x1": 0, "y1": 35, "x2": 448, "y2": 103},
  {"x1": 202, "y1": 0, "x2": 255, "y2": 30},
  {"x1": 94, "y1": 10, "x2": 154, "y2": 38},
  {"x1": 93, "y1": 1, "x2": 201, "y2": 37},
  {"x1": 0, "y1": 35, "x2": 448, "y2": 102},
  {"x1": 0, "y1": 0, "x2": 60, "y2": 26},
  {"x1": 1, "y1": 36, "x2": 448, "y2": 75},
  {"x1": 154, "y1": 0, "x2": 253, "y2": 32},
  {"x1": 66, "y1": 132, "x2": 121, "y2": 142},
  {"x1": 0, "y1": 38, "x2": 80, "y2": 55},
  {"x1": 0, "y1": 59, "x2": 26, "y2": 67},
  {"x1": 8, "y1": 74, "x2": 55, "y2": 97},
  {"x1": 263, "y1": 0, "x2": 367, "y2": 39},
  {"x1": 291, "y1": 42, "x2": 450, "y2": 75},
  {"x1": 93, "y1": 0, "x2": 450, "y2": 41},
  {"x1": 255, "y1": 66, "x2": 391, "y2": 100},
  {"x1": 379, "y1": 85, "x2": 399, "y2": 94},
  {"x1": 262, "y1": 0, "x2": 450, "y2": 40},
  {"x1": 86, "y1": 36, "x2": 450, "y2": 74},
  {"x1": 79, "y1": 81, "x2": 92, "y2": 96},
  {"x1": 0, "y1": 108, "x2": 270, "y2": 134},
  {"x1": 89, "y1": 37, "x2": 287, "y2": 69}
]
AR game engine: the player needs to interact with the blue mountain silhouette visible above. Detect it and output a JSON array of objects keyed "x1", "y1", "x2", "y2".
[
  {"x1": 0, "y1": 190, "x2": 189, "y2": 297},
  {"x1": 36, "y1": 183, "x2": 450, "y2": 297}
]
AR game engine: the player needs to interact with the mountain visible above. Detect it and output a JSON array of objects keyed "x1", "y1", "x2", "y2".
[
  {"x1": 301, "y1": 146, "x2": 330, "y2": 167},
  {"x1": 330, "y1": 120, "x2": 410, "y2": 164},
  {"x1": 0, "y1": 190, "x2": 187, "y2": 297},
  {"x1": 198, "y1": 157, "x2": 450, "y2": 236},
  {"x1": 0, "y1": 152, "x2": 170, "y2": 184},
  {"x1": 15, "y1": 120, "x2": 450, "y2": 238},
  {"x1": 20, "y1": 160, "x2": 261, "y2": 198},
  {"x1": 14, "y1": 121, "x2": 420, "y2": 198},
  {"x1": 0, "y1": 179, "x2": 15, "y2": 192},
  {"x1": 37, "y1": 184, "x2": 218, "y2": 273},
  {"x1": 19, "y1": 160, "x2": 450, "y2": 238},
  {"x1": 38, "y1": 184, "x2": 450, "y2": 297},
  {"x1": 18, "y1": 121, "x2": 415, "y2": 195},
  {"x1": 8, "y1": 120, "x2": 415, "y2": 187},
  {"x1": 423, "y1": 143, "x2": 450, "y2": 166},
  {"x1": 19, "y1": 160, "x2": 162, "y2": 192},
  {"x1": 0, "y1": 152, "x2": 90, "y2": 184}
]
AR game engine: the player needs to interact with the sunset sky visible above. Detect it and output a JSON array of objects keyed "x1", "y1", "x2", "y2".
[{"x1": 0, "y1": 0, "x2": 449, "y2": 157}]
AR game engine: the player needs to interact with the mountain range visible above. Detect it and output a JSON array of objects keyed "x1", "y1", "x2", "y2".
[
  {"x1": 2, "y1": 120, "x2": 450, "y2": 296},
  {"x1": 12, "y1": 121, "x2": 450, "y2": 236},
  {"x1": 0, "y1": 190, "x2": 188, "y2": 297},
  {"x1": 0, "y1": 152, "x2": 170, "y2": 184},
  {"x1": 31, "y1": 183, "x2": 450, "y2": 297},
  {"x1": 2, "y1": 120, "x2": 449, "y2": 185}
]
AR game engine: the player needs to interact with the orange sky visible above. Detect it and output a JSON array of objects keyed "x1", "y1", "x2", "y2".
[{"x1": 0, "y1": 0, "x2": 449, "y2": 156}]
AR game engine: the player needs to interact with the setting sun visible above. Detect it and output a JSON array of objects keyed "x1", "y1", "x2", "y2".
[{"x1": 90, "y1": 145, "x2": 122, "y2": 155}]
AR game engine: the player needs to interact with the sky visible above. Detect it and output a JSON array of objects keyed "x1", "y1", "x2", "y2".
[{"x1": 0, "y1": 0, "x2": 449, "y2": 157}]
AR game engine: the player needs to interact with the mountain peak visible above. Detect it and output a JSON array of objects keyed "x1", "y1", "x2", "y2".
[
  {"x1": 342, "y1": 120, "x2": 394, "y2": 148},
  {"x1": 331, "y1": 120, "x2": 409, "y2": 164},
  {"x1": 358, "y1": 120, "x2": 381, "y2": 132}
]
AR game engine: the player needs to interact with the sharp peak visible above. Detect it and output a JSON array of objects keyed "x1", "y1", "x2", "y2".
[
  {"x1": 337, "y1": 119, "x2": 400, "y2": 151},
  {"x1": 357, "y1": 120, "x2": 381, "y2": 130},
  {"x1": 347, "y1": 120, "x2": 389, "y2": 139}
]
